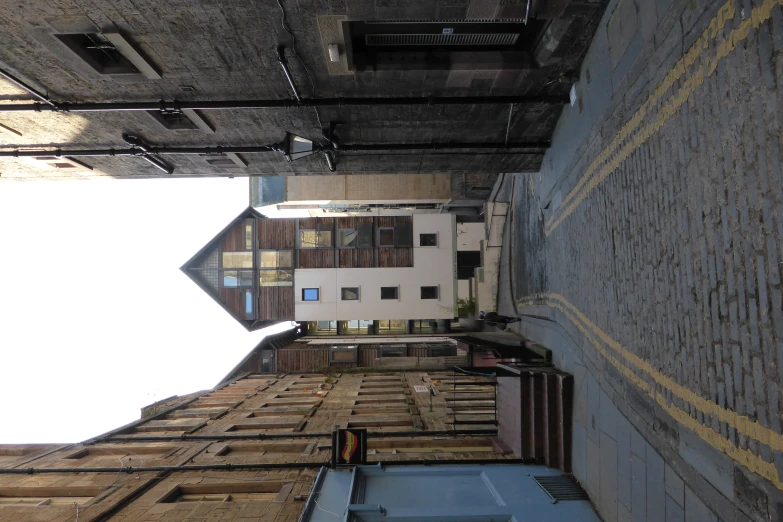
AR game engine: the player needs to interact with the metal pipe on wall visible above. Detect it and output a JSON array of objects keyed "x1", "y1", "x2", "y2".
[
  {"x1": 0, "y1": 67, "x2": 55, "y2": 107},
  {"x1": 0, "y1": 93, "x2": 569, "y2": 113},
  {"x1": 0, "y1": 142, "x2": 546, "y2": 159}
]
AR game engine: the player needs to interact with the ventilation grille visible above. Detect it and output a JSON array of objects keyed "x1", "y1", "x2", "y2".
[
  {"x1": 365, "y1": 33, "x2": 519, "y2": 47},
  {"x1": 532, "y1": 475, "x2": 589, "y2": 502}
]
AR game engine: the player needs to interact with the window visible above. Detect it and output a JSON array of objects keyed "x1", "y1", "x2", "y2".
[
  {"x1": 358, "y1": 223, "x2": 374, "y2": 247},
  {"x1": 223, "y1": 252, "x2": 253, "y2": 268},
  {"x1": 259, "y1": 251, "x2": 293, "y2": 268},
  {"x1": 395, "y1": 223, "x2": 413, "y2": 246},
  {"x1": 223, "y1": 270, "x2": 253, "y2": 288},
  {"x1": 244, "y1": 290, "x2": 254, "y2": 319},
  {"x1": 259, "y1": 269, "x2": 292, "y2": 287},
  {"x1": 54, "y1": 33, "x2": 140, "y2": 75},
  {"x1": 419, "y1": 233, "x2": 438, "y2": 247},
  {"x1": 157, "y1": 482, "x2": 291, "y2": 503},
  {"x1": 341, "y1": 287, "x2": 360, "y2": 301},
  {"x1": 302, "y1": 288, "x2": 319, "y2": 301},
  {"x1": 380, "y1": 344, "x2": 407, "y2": 358},
  {"x1": 244, "y1": 219, "x2": 254, "y2": 250},
  {"x1": 420, "y1": 286, "x2": 439, "y2": 299},
  {"x1": 428, "y1": 343, "x2": 457, "y2": 357},
  {"x1": 300, "y1": 229, "x2": 332, "y2": 248},
  {"x1": 338, "y1": 229, "x2": 358, "y2": 248},
  {"x1": 147, "y1": 111, "x2": 199, "y2": 130},
  {"x1": 0, "y1": 487, "x2": 105, "y2": 507},
  {"x1": 378, "y1": 228, "x2": 395, "y2": 246},
  {"x1": 381, "y1": 286, "x2": 399, "y2": 300},
  {"x1": 330, "y1": 345, "x2": 358, "y2": 363}
]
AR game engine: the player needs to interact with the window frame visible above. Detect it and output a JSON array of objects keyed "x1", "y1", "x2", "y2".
[
  {"x1": 420, "y1": 286, "x2": 439, "y2": 300},
  {"x1": 341, "y1": 287, "x2": 361, "y2": 301},
  {"x1": 378, "y1": 227, "x2": 395, "y2": 247},
  {"x1": 380, "y1": 286, "x2": 399, "y2": 300},
  {"x1": 329, "y1": 345, "x2": 358, "y2": 363},
  {"x1": 302, "y1": 288, "x2": 320, "y2": 302},
  {"x1": 380, "y1": 344, "x2": 407, "y2": 358},
  {"x1": 338, "y1": 228, "x2": 358, "y2": 249},
  {"x1": 419, "y1": 233, "x2": 438, "y2": 247},
  {"x1": 299, "y1": 228, "x2": 333, "y2": 248}
]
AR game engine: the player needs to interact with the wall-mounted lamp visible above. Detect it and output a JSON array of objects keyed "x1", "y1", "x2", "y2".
[{"x1": 328, "y1": 44, "x2": 340, "y2": 63}]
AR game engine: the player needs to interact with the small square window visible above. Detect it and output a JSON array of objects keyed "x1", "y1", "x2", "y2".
[
  {"x1": 420, "y1": 286, "x2": 439, "y2": 299},
  {"x1": 378, "y1": 228, "x2": 395, "y2": 246},
  {"x1": 341, "y1": 287, "x2": 360, "y2": 300},
  {"x1": 419, "y1": 233, "x2": 438, "y2": 247},
  {"x1": 381, "y1": 287, "x2": 399, "y2": 300},
  {"x1": 302, "y1": 288, "x2": 319, "y2": 301}
]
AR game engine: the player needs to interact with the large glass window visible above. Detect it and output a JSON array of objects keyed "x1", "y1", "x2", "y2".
[
  {"x1": 338, "y1": 229, "x2": 358, "y2": 248},
  {"x1": 259, "y1": 250, "x2": 293, "y2": 268},
  {"x1": 222, "y1": 252, "x2": 253, "y2": 268},
  {"x1": 378, "y1": 228, "x2": 394, "y2": 246},
  {"x1": 259, "y1": 269, "x2": 292, "y2": 287},
  {"x1": 300, "y1": 229, "x2": 332, "y2": 248},
  {"x1": 223, "y1": 270, "x2": 253, "y2": 288}
]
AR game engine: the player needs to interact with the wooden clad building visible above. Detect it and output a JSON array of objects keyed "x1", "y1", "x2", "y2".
[{"x1": 182, "y1": 207, "x2": 457, "y2": 331}]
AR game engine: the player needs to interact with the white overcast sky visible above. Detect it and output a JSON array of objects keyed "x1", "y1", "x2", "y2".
[{"x1": 0, "y1": 177, "x2": 292, "y2": 443}]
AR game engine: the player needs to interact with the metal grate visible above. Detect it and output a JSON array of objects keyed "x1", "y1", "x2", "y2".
[
  {"x1": 532, "y1": 475, "x2": 589, "y2": 502},
  {"x1": 365, "y1": 33, "x2": 519, "y2": 46}
]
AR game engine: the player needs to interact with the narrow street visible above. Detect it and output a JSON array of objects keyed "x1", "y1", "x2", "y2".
[{"x1": 501, "y1": 0, "x2": 783, "y2": 520}]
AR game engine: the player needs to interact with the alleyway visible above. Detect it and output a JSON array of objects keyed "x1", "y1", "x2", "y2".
[{"x1": 500, "y1": 0, "x2": 783, "y2": 521}]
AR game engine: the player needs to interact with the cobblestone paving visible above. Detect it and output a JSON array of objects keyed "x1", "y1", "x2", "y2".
[{"x1": 514, "y1": 0, "x2": 783, "y2": 519}]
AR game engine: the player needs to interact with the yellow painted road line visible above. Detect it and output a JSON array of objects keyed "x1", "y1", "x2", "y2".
[
  {"x1": 544, "y1": 0, "x2": 782, "y2": 236},
  {"x1": 517, "y1": 293, "x2": 783, "y2": 489}
]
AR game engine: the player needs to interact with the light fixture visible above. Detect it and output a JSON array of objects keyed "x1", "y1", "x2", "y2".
[
  {"x1": 328, "y1": 44, "x2": 340, "y2": 62},
  {"x1": 278, "y1": 132, "x2": 317, "y2": 162}
]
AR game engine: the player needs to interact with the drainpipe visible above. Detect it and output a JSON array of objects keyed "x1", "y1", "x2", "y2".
[
  {"x1": 0, "y1": 67, "x2": 55, "y2": 107},
  {"x1": 277, "y1": 46, "x2": 302, "y2": 104},
  {"x1": 0, "y1": 94, "x2": 570, "y2": 113},
  {"x1": 0, "y1": 141, "x2": 547, "y2": 160}
]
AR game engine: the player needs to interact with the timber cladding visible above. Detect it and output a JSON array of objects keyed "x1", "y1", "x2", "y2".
[
  {"x1": 258, "y1": 218, "x2": 295, "y2": 250},
  {"x1": 221, "y1": 220, "x2": 247, "y2": 251},
  {"x1": 258, "y1": 287, "x2": 294, "y2": 320}
]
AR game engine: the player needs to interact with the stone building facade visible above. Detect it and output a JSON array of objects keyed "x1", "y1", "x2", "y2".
[
  {"x1": 0, "y1": 371, "x2": 520, "y2": 521},
  {"x1": 0, "y1": 0, "x2": 606, "y2": 180}
]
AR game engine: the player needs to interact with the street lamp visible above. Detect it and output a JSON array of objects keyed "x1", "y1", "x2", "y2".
[{"x1": 276, "y1": 131, "x2": 336, "y2": 171}]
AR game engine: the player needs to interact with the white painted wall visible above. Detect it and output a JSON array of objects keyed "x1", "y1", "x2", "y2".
[
  {"x1": 456, "y1": 222, "x2": 484, "y2": 251},
  {"x1": 294, "y1": 214, "x2": 457, "y2": 321}
]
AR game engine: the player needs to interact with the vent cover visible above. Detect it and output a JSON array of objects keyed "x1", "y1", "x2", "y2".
[
  {"x1": 366, "y1": 33, "x2": 519, "y2": 47},
  {"x1": 532, "y1": 475, "x2": 589, "y2": 502}
]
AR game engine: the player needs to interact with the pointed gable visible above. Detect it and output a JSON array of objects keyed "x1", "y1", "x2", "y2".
[{"x1": 181, "y1": 207, "x2": 266, "y2": 331}]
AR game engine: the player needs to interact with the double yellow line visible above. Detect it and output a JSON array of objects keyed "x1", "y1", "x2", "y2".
[
  {"x1": 544, "y1": 0, "x2": 782, "y2": 236},
  {"x1": 518, "y1": 293, "x2": 783, "y2": 490}
]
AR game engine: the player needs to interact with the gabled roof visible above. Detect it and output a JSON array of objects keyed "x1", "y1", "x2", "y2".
[{"x1": 181, "y1": 206, "x2": 271, "y2": 331}]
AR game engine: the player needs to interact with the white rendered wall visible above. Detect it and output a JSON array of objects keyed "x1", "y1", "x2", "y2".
[
  {"x1": 456, "y1": 222, "x2": 484, "y2": 251},
  {"x1": 294, "y1": 214, "x2": 457, "y2": 321}
]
